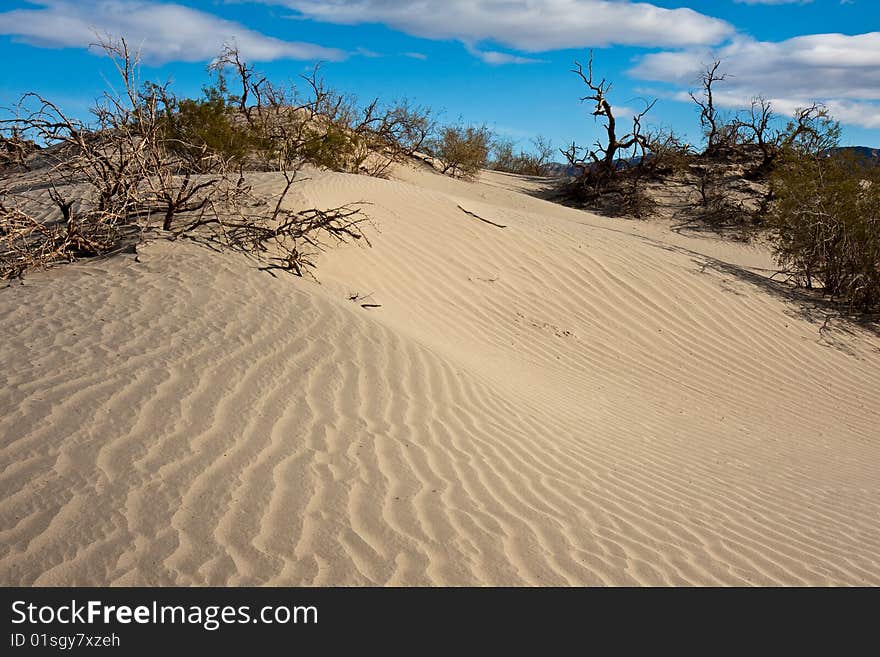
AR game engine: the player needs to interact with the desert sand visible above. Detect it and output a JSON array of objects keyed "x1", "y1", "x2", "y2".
[{"x1": 1, "y1": 163, "x2": 879, "y2": 586}]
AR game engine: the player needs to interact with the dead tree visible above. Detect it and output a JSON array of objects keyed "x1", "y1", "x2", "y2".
[
  {"x1": 689, "y1": 60, "x2": 729, "y2": 155},
  {"x1": 526, "y1": 136, "x2": 554, "y2": 175},
  {"x1": 208, "y1": 43, "x2": 266, "y2": 121},
  {"x1": 737, "y1": 96, "x2": 780, "y2": 173},
  {"x1": 563, "y1": 52, "x2": 657, "y2": 215},
  {"x1": 567, "y1": 53, "x2": 655, "y2": 178}
]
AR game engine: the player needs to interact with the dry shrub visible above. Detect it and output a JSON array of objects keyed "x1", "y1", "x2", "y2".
[
  {"x1": 215, "y1": 57, "x2": 435, "y2": 178},
  {"x1": 646, "y1": 129, "x2": 694, "y2": 176},
  {"x1": 1, "y1": 132, "x2": 38, "y2": 172},
  {"x1": 0, "y1": 188, "x2": 135, "y2": 279},
  {"x1": 0, "y1": 38, "x2": 369, "y2": 281},
  {"x1": 491, "y1": 136, "x2": 554, "y2": 176}
]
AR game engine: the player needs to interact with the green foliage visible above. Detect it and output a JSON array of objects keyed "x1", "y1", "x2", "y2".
[
  {"x1": 781, "y1": 107, "x2": 841, "y2": 156},
  {"x1": 379, "y1": 100, "x2": 434, "y2": 157},
  {"x1": 432, "y1": 124, "x2": 492, "y2": 179},
  {"x1": 490, "y1": 138, "x2": 517, "y2": 173},
  {"x1": 160, "y1": 86, "x2": 261, "y2": 170},
  {"x1": 490, "y1": 136, "x2": 553, "y2": 176},
  {"x1": 299, "y1": 122, "x2": 361, "y2": 171},
  {"x1": 768, "y1": 151, "x2": 880, "y2": 311}
]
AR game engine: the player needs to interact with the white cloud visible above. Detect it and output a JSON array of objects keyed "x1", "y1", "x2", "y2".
[
  {"x1": 632, "y1": 32, "x2": 880, "y2": 99},
  {"x1": 263, "y1": 0, "x2": 733, "y2": 51},
  {"x1": 473, "y1": 50, "x2": 543, "y2": 65},
  {"x1": 463, "y1": 44, "x2": 543, "y2": 65},
  {"x1": 630, "y1": 32, "x2": 880, "y2": 129},
  {"x1": 0, "y1": 0, "x2": 344, "y2": 64},
  {"x1": 733, "y1": 1, "x2": 812, "y2": 5},
  {"x1": 820, "y1": 100, "x2": 880, "y2": 129}
]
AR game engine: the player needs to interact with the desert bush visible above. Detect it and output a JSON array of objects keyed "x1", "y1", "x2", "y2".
[
  {"x1": 0, "y1": 38, "x2": 368, "y2": 281},
  {"x1": 779, "y1": 104, "x2": 840, "y2": 156},
  {"x1": 644, "y1": 129, "x2": 694, "y2": 176},
  {"x1": 527, "y1": 136, "x2": 555, "y2": 176},
  {"x1": 300, "y1": 121, "x2": 361, "y2": 172},
  {"x1": 431, "y1": 124, "x2": 492, "y2": 178},
  {"x1": 362, "y1": 98, "x2": 435, "y2": 173},
  {"x1": 768, "y1": 150, "x2": 879, "y2": 311},
  {"x1": 733, "y1": 99, "x2": 839, "y2": 181},
  {"x1": 736, "y1": 97, "x2": 782, "y2": 176},
  {"x1": 0, "y1": 130, "x2": 37, "y2": 172},
  {"x1": 251, "y1": 66, "x2": 365, "y2": 173},
  {"x1": 491, "y1": 136, "x2": 554, "y2": 176},
  {"x1": 379, "y1": 100, "x2": 434, "y2": 157},
  {"x1": 490, "y1": 138, "x2": 518, "y2": 173},
  {"x1": 611, "y1": 174, "x2": 657, "y2": 219},
  {"x1": 160, "y1": 88, "x2": 263, "y2": 170},
  {"x1": 687, "y1": 162, "x2": 757, "y2": 229},
  {"x1": 235, "y1": 62, "x2": 434, "y2": 178}
]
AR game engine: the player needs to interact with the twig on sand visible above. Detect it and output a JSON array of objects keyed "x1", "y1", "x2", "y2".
[
  {"x1": 457, "y1": 204, "x2": 506, "y2": 229},
  {"x1": 348, "y1": 291, "x2": 382, "y2": 309}
]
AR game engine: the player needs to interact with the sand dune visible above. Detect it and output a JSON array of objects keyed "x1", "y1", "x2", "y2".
[{"x1": 2, "y1": 165, "x2": 879, "y2": 585}]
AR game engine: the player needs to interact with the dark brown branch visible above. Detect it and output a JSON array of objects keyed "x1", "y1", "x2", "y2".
[{"x1": 457, "y1": 204, "x2": 506, "y2": 228}]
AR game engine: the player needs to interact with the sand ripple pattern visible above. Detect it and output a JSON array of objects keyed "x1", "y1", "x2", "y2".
[{"x1": 2, "y1": 168, "x2": 879, "y2": 585}]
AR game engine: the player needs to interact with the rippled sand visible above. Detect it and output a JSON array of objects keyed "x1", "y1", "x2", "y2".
[{"x1": 2, "y1": 165, "x2": 878, "y2": 585}]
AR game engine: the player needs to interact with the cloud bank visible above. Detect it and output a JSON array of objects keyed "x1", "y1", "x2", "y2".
[
  {"x1": 0, "y1": 0, "x2": 876, "y2": 129},
  {"x1": 733, "y1": 1, "x2": 813, "y2": 5},
  {"x1": 0, "y1": 0, "x2": 344, "y2": 64},
  {"x1": 270, "y1": 0, "x2": 734, "y2": 50},
  {"x1": 631, "y1": 32, "x2": 880, "y2": 128}
]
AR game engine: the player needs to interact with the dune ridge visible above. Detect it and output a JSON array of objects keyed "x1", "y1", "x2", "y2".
[{"x1": 1, "y1": 166, "x2": 879, "y2": 586}]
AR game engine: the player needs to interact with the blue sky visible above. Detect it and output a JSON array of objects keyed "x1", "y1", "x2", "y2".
[{"x1": 1, "y1": 0, "x2": 878, "y2": 154}]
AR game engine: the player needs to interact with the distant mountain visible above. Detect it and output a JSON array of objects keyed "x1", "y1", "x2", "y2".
[
  {"x1": 543, "y1": 156, "x2": 646, "y2": 178},
  {"x1": 543, "y1": 147, "x2": 880, "y2": 177},
  {"x1": 544, "y1": 162, "x2": 579, "y2": 177},
  {"x1": 828, "y1": 146, "x2": 880, "y2": 165}
]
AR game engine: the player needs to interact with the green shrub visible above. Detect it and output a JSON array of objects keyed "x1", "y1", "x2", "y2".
[
  {"x1": 160, "y1": 87, "x2": 261, "y2": 170},
  {"x1": 491, "y1": 136, "x2": 554, "y2": 176},
  {"x1": 768, "y1": 151, "x2": 880, "y2": 311},
  {"x1": 297, "y1": 122, "x2": 360, "y2": 171},
  {"x1": 432, "y1": 124, "x2": 492, "y2": 179}
]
